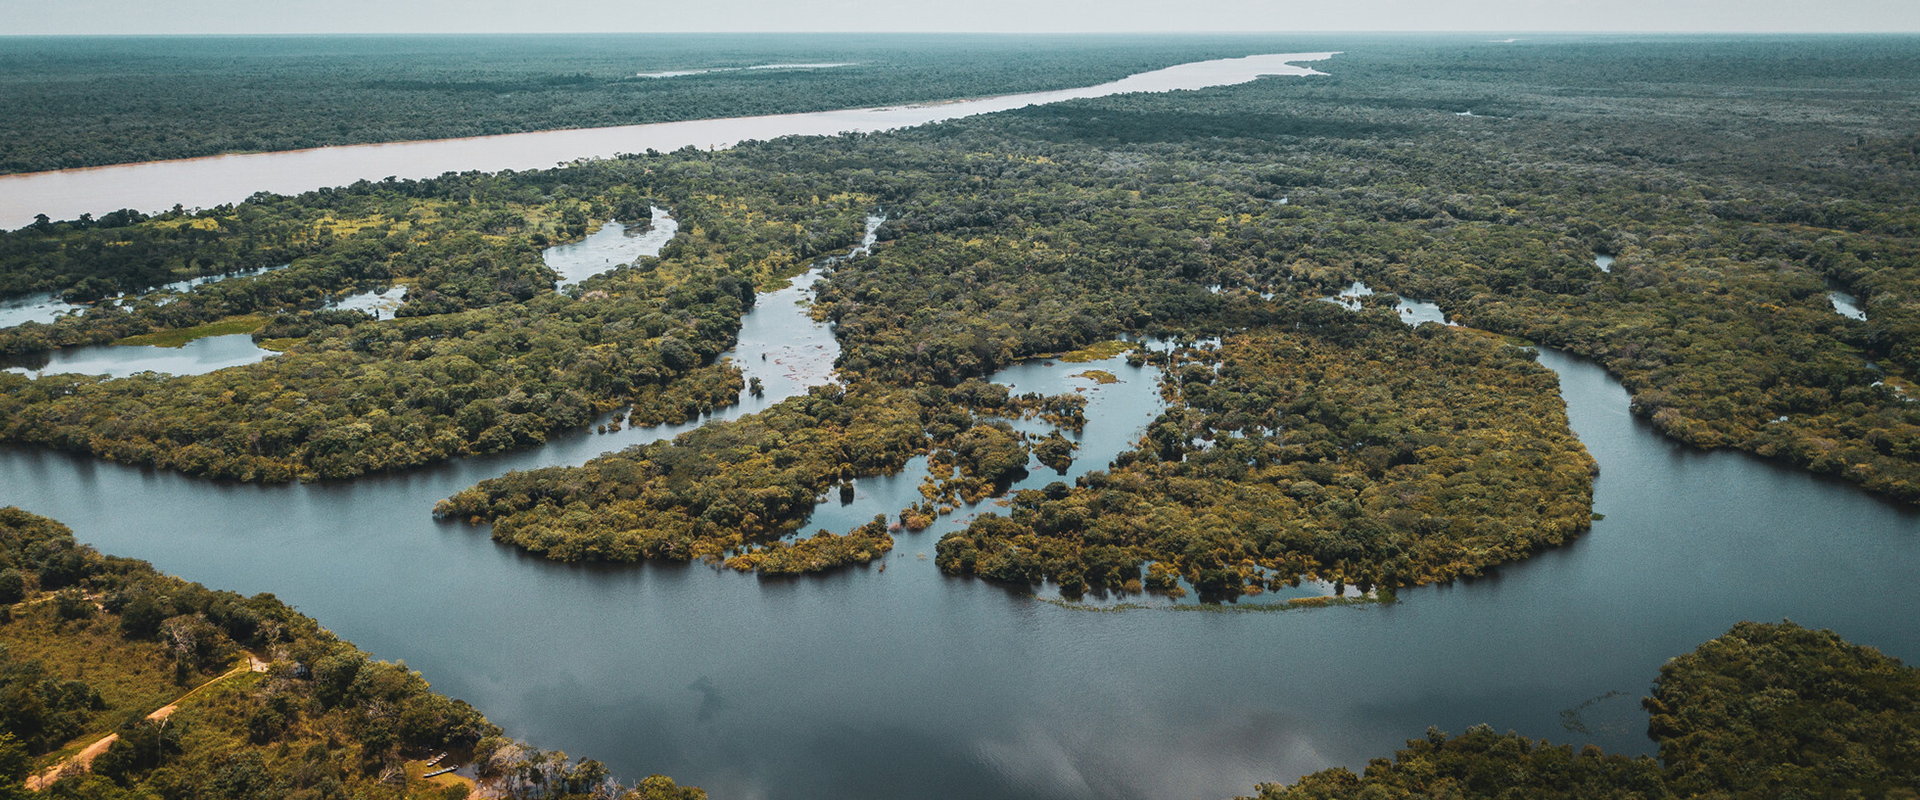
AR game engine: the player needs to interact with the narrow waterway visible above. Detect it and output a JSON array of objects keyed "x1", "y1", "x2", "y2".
[
  {"x1": 1829, "y1": 289, "x2": 1867, "y2": 321},
  {"x1": 4, "y1": 208, "x2": 686, "y2": 379},
  {"x1": 2, "y1": 249, "x2": 1915, "y2": 799},
  {"x1": 0, "y1": 262, "x2": 292, "y2": 329}
]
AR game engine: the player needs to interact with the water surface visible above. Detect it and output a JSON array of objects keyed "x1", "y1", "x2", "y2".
[
  {"x1": 329, "y1": 285, "x2": 408, "y2": 320},
  {"x1": 1320, "y1": 281, "x2": 1453, "y2": 326},
  {"x1": 3, "y1": 284, "x2": 1915, "y2": 799},
  {"x1": 1829, "y1": 290, "x2": 1866, "y2": 321},
  {"x1": 0, "y1": 53, "x2": 1336, "y2": 227},
  {"x1": 0, "y1": 293, "x2": 84, "y2": 329},
  {"x1": 2, "y1": 333, "x2": 275, "y2": 378},
  {"x1": 545, "y1": 208, "x2": 680, "y2": 288}
]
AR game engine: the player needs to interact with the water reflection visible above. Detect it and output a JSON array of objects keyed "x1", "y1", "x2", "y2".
[
  {"x1": 0, "y1": 292, "x2": 83, "y2": 329},
  {"x1": 327, "y1": 285, "x2": 407, "y2": 319},
  {"x1": 2, "y1": 333, "x2": 275, "y2": 378},
  {"x1": 0, "y1": 238, "x2": 1916, "y2": 799},
  {"x1": 1828, "y1": 290, "x2": 1866, "y2": 321},
  {"x1": 545, "y1": 207, "x2": 680, "y2": 288},
  {"x1": 1319, "y1": 281, "x2": 1454, "y2": 327}
]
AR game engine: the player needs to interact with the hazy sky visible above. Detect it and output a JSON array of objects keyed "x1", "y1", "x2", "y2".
[{"x1": 7, "y1": 0, "x2": 1919, "y2": 35}]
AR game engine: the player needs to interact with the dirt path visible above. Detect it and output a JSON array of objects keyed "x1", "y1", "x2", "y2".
[{"x1": 26, "y1": 652, "x2": 269, "y2": 790}]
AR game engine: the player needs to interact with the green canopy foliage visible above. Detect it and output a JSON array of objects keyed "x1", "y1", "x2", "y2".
[
  {"x1": 938, "y1": 319, "x2": 1595, "y2": 600},
  {"x1": 1247, "y1": 621, "x2": 1919, "y2": 800},
  {"x1": 0, "y1": 506, "x2": 701, "y2": 800}
]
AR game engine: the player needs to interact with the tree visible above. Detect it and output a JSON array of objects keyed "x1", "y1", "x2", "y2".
[{"x1": 0, "y1": 570, "x2": 23, "y2": 605}]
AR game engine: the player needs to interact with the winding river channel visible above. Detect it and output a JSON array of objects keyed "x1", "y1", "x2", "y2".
[
  {"x1": 0, "y1": 54, "x2": 1917, "y2": 800},
  {"x1": 3, "y1": 253, "x2": 1916, "y2": 799}
]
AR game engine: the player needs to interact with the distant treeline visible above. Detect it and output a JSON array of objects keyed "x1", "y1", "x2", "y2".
[{"x1": 0, "y1": 34, "x2": 1337, "y2": 174}]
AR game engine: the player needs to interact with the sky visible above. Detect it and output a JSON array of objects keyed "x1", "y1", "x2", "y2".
[{"x1": 5, "y1": 0, "x2": 1919, "y2": 35}]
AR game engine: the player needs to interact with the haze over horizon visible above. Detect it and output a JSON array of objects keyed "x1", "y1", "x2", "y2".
[{"x1": 8, "y1": 0, "x2": 1920, "y2": 35}]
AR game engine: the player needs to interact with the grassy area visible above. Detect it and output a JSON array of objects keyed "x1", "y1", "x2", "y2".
[
  {"x1": 112, "y1": 314, "x2": 269, "y2": 348},
  {"x1": 1074, "y1": 369, "x2": 1119, "y2": 384},
  {"x1": 0, "y1": 507, "x2": 662, "y2": 797},
  {"x1": 0, "y1": 602, "x2": 183, "y2": 767},
  {"x1": 1058, "y1": 340, "x2": 1134, "y2": 363}
]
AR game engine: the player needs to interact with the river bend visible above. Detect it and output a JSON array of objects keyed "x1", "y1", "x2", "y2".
[{"x1": 2, "y1": 268, "x2": 1915, "y2": 799}]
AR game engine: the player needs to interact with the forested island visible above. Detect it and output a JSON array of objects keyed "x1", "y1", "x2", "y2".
[
  {"x1": 0, "y1": 33, "x2": 1917, "y2": 798},
  {"x1": 1248, "y1": 621, "x2": 1920, "y2": 799}
]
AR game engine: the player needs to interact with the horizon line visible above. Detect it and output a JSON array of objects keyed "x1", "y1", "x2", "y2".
[{"x1": 5, "y1": 30, "x2": 1920, "y2": 37}]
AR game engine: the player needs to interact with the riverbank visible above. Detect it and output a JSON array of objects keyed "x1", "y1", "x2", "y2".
[
  {"x1": 0, "y1": 507, "x2": 704, "y2": 798},
  {"x1": 3, "y1": 323, "x2": 1914, "y2": 799}
]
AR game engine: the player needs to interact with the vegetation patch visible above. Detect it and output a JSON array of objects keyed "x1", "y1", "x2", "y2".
[
  {"x1": 1058, "y1": 340, "x2": 1133, "y2": 363},
  {"x1": 0, "y1": 506, "x2": 706, "y2": 798},
  {"x1": 1248, "y1": 621, "x2": 1920, "y2": 799},
  {"x1": 111, "y1": 314, "x2": 269, "y2": 348},
  {"x1": 437, "y1": 381, "x2": 1085, "y2": 573},
  {"x1": 939, "y1": 320, "x2": 1595, "y2": 601},
  {"x1": 0, "y1": 170, "x2": 876, "y2": 481},
  {"x1": 1033, "y1": 593, "x2": 1387, "y2": 614}
]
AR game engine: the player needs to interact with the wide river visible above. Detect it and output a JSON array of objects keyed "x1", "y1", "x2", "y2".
[
  {"x1": 0, "y1": 52, "x2": 1334, "y2": 227},
  {"x1": 1, "y1": 54, "x2": 1917, "y2": 800}
]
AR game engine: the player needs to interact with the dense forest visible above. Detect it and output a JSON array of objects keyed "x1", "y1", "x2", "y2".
[
  {"x1": 939, "y1": 322, "x2": 1596, "y2": 600},
  {"x1": 0, "y1": 37, "x2": 1917, "y2": 589},
  {"x1": 1245, "y1": 621, "x2": 1919, "y2": 799},
  {"x1": 435, "y1": 38, "x2": 1913, "y2": 591},
  {"x1": 438, "y1": 379, "x2": 1091, "y2": 572},
  {"x1": 0, "y1": 34, "x2": 1327, "y2": 174},
  {"x1": 0, "y1": 166, "x2": 873, "y2": 481},
  {"x1": 0, "y1": 507, "x2": 703, "y2": 799}
]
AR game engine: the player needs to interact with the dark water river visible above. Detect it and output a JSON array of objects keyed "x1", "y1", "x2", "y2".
[{"x1": 2, "y1": 238, "x2": 1916, "y2": 798}]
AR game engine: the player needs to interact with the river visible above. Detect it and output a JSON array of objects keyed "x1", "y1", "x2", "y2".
[
  {"x1": 2, "y1": 251, "x2": 1916, "y2": 798},
  {"x1": 2, "y1": 50, "x2": 1916, "y2": 800},
  {"x1": 0, "y1": 53, "x2": 1336, "y2": 227}
]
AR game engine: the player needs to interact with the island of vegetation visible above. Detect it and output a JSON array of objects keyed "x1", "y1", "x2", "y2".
[
  {"x1": 0, "y1": 507, "x2": 704, "y2": 800},
  {"x1": 938, "y1": 321, "x2": 1595, "y2": 600},
  {"x1": 1244, "y1": 621, "x2": 1920, "y2": 799}
]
